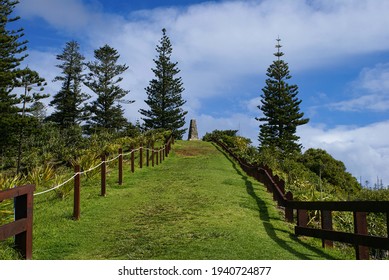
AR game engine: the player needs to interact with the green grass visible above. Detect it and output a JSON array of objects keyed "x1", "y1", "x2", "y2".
[{"x1": 3, "y1": 141, "x2": 352, "y2": 259}]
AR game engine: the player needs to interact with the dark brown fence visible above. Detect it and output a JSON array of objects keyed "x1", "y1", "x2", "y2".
[
  {"x1": 71, "y1": 136, "x2": 174, "y2": 220},
  {"x1": 1, "y1": 136, "x2": 174, "y2": 259},
  {"x1": 0, "y1": 184, "x2": 35, "y2": 259},
  {"x1": 214, "y1": 140, "x2": 389, "y2": 260}
]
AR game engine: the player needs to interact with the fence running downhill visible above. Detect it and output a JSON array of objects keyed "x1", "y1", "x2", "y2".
[
  {"x1": 214, "y1": 139, "x2": 389, "y2": 260},
  {"x1": 0, "y1": 136, "x2": 174, "y2": 259}
]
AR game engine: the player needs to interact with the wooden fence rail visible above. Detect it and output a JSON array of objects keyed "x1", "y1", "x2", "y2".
[
  {"x1": 0, "y1": 184, "x2": 35, "y2": 259},
  {"x1": 72, "y1": 136, "x2": 174, "y2": 220},
  {"x1": 214, "y1": 140, "x2": 389, "y2": 259},
  {"x1": 1, "y1": 136, "x2": 174, "y2": 259}
]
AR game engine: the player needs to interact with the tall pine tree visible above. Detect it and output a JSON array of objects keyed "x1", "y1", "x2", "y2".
[
  {"x1": 14, "y1": 67, "x2": 49, "y2": 174},
  {"x1": 84, "y1": 44, "x2": 132, "y2": 134},
  {"x1": 140, "y1": 28, "x2": 187, "y2": 139},
  {"x1": 257, "y1": 38, "x2": 309, "y2": 155},
  {"x1": 47, "y1": 41, "x2": 89, "y2": 128},
  {"x1": 0, "y1": 0, "x2": 27, "y2": 153}
]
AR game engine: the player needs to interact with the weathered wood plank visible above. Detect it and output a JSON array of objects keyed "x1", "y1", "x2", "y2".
[{"x1": 295, "y1": 226, "x2": 389, "y2": 250}]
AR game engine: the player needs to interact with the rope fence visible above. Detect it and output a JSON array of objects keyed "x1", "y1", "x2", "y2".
[
  {"x1": 33, "y1": 143, "x2": 171, "y2": 197},
  {"x1": 1, "y1": 136, "x2": 174, "y2": 259}
]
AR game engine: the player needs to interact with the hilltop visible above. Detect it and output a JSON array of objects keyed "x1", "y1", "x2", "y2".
[{"x1": 16, "y1": 140, "x2": 350, "y2": 260}]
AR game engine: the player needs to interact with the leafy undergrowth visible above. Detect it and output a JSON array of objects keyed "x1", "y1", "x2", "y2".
[{"x1": 4, "y1": 141, "x2": 352, "y2": 260}]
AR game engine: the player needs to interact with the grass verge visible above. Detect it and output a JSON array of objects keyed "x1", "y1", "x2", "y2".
[{"x1": 3, "y1": 141, "x2": 352, "y2": 259}]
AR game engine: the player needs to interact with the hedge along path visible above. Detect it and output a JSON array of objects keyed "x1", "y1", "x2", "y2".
[{"x1": 32, "y1": 141, "x2": 350, "y2": 260}]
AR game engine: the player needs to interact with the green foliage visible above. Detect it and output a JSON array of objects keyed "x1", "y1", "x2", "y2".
[
  {"x1": 206, "y1": 130, "x2": 389, "y2": 258},
  {"x1": 300, "y1": 148, "x2": 361, "y2": 195},
  {"x1": 84, "y1": 44, "x2": 132, "y2": 134},
  {"x1": 203, "y1": 129, "x2": 238, "y2": 141},
  {"x1": 0, "y1": 0, "x2": 27, "y2": 155},
  {"x1": 14, "y1": 67, "x2": 49, "y2": 174},
  {"x1": 52, "y1": 172, "x2": 74, "y2": 199},
  {"x1": 26, "y1": 164, "x2": 56, "y2": 189},
  {"x1": 47, "y1": 41, "x2": 89, "y2": 128},
  {"x1": 0, "y1": 240, "x2": 21, "y2": 260},
  {"x1": 0, "y1": 173, "x2": 24, "y2": 191},
  {"x1": 203, "y1": 129, "x2": 256, "y2": 163},
  {"x1": 24, "y1": 123, "x2": 86, "y2": 166},
  {"x1": 140, "y1": 28, "x2": 188, "y2": 140},
  {"x1": 16, "y1": 141, "x2": 348, "y2": 260},
  {"x1": 205, "y1": 129, "x2": 364, "y2": 202},
  {"x1": 257, "y1": 38, "x2": 309, "y2": 155}
]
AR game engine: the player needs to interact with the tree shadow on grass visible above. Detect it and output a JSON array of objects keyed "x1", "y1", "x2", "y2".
[{"x1": 213, "y1": 144, "x2": 339, "y2": 260}]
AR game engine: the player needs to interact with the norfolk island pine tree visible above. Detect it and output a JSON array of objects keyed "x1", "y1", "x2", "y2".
[
  {"x1": 257, "y1": 38, "x2": 309, "y2": 156},
  {"x1": 140, "y1": 28, "x2": 188, "y2": 140}
]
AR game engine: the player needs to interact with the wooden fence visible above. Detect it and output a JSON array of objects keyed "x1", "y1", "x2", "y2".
[
  {"x1": 73, "y1": 136, "x2": 174, "y2": 220},
  {"x1": 0, "y1": 136, "x2": 174, "y2": 259},
  {"x1": 0, "y1": 184, "x2": 35, "y2": 259},
  {"x1": 214, "y1": 140, "x2": 389, "y2": 260}
]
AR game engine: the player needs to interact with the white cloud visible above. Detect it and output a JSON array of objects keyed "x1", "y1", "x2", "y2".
[
  {"x1": 244, "y1": 97, "x2": 262, "y2": 114},
  {"x1": 299, "y1": 121, "x2": 389, "y2": 186},
  {"x1": 195, "y1": 112, "x2": 258, "y2": 140},
  {"x1": 331, "y1": 63, "x2": 389, "y2": 112},
  {"x1": 19, "y1": 0, "x2": 389, "y2": 104},
  {"x1": 16, "y1": 0, "x2": 389, "y2": 186},
  {"x1": 16, "y1": 0, "x2": 94, "y2": 30}
]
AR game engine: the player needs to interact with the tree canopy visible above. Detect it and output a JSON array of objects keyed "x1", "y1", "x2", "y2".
[
  {"x1": 140, "y1": 28, "x2": 187, "y2": 140},
  {"x1": 257, "y1": 38, "x2": 309, "y2": 155},
  {"x1": 47, "y1": 41, "x2": 89, "y2": 128},
  {"x1": 84, "y1": 44, "x2": 132, "y2": 134},
  {"x1": 0, "y1": 0, "x2": 28, "y2": 152}
]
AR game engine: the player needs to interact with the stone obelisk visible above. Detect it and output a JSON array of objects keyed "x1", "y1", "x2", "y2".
[{"x1": 188, "y1": 119, "x2": 199, "y2": 141}]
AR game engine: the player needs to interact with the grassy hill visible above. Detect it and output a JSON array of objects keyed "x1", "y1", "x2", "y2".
[{"x1": 3, "y1": 140, "x2": 352, "y2": 259}]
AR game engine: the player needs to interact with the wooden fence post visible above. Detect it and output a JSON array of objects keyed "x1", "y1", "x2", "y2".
[
  {"x1": 139, "y1": 147, "x2": 143, "y2": 168},
  {"x1": 73, "y1": 165, "x2": 81, "y2": 220},
  {"x1": 285, "y1": 191, "x2": 294, "y2": 223},
  {"x1": 297, "y1": 209, "x2": 308, "y2": 228},
  {"x1": 387, "y1": 211, "x2": 389, "y2": 240},
  {"x1": 156, "y1": 149, "x2": 159, "y2": 165},
  {"x1": 118, "y1": 148, "x2": 123, "y2": 185},
  {"x1": 160, "y1": 147, "x2": 163, "y2": 163},
  {"x1": 273, "y1": 191, "x2": 279, "y2": 206},
  {"x1": 146, "y1": 148, "x2": 150, "y2": 167},
  {"x1": 13, "y1": 187, "x2": 34, "y2": 259},
  {"x1": 321, "y1": 210, "x2": 333, "y2": 248},
  {"x1": 101, "y1": 154, "x2": 106, "y2": 197},
  {"x1": 152, "y1": 149, "x2": 155, "y2": 167},
  {"x1": 131, "y1": 150, "x2": 135, "y2": 173},
  {"x1": 354, "y1": 212, "x2": 369, "y2": 259}
]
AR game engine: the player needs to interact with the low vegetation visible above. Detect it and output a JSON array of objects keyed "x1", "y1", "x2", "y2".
[
  {"x1": 1, "y1": 141, "x2": 351, "y2": 260},
  {"x1": 203, "y1": 129, "x2": 389, "y2": 259}
]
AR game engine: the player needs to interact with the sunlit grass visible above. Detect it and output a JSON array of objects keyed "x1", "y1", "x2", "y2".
[{"x1": 3, "y1": 141, "x2": 352, "y2": 259}]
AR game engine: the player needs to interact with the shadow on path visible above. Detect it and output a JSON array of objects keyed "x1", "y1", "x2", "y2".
[{"x1": 213, "y1": 144, "x2": 338, "y2": 260}]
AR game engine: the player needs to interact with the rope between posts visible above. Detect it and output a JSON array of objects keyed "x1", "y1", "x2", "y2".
[
  {"x1": 34, "y1": 173, "x2": 79, "y2": 196},
  {"x1": 33, "y1": 144, "x2": 169, "y2": 197},
  {"x1": 104, "y1": 154, "x2": 121, "y2": 163}
]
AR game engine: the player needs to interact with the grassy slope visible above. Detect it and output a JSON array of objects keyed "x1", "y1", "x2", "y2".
[{"x1": 27, "y1": 141, "x2": 351, "y2": 259}]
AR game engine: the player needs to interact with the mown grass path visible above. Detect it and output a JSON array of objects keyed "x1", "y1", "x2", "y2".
[{"x1": 32, "y1": 141, "x2": 350, "y2": 259}]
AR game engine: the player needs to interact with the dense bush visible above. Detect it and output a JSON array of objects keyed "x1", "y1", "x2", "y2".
[
  {"x1": 300, "y1": 148, "x2": 361, "y2": 195},
  {"x1": 204, "y1": 130, "x2": 362, "y2": 201},
  {"x1": 0, "y1": 126, "x2": 170, "y2": 193}
]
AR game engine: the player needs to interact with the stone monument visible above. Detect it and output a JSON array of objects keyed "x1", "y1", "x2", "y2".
[{"x1": 188, "y1": 119, "x2": 199, "y2": 141}]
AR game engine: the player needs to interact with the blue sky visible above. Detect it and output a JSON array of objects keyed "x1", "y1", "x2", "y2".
[{"x1": 14, "y1": 0, "x2": 389, "y2": 186}]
